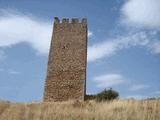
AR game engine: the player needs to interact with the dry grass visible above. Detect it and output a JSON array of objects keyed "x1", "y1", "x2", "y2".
[{"x1": 0, "y1": 99, "x2": 160, "y2": 120}]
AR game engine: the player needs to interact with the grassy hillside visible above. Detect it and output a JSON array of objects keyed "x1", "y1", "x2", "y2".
[{"x1": 0, "y1": 99, "x2": 160, "y2": 120}]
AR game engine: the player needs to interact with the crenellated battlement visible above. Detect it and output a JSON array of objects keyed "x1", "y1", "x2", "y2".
[{"x1": 54, "y1": 17, "x2": 87, "y2": 24}]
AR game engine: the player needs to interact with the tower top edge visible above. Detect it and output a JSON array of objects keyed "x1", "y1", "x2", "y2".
[{"x1": 54, "y1": 17, "x2": 87, "y2": 24}]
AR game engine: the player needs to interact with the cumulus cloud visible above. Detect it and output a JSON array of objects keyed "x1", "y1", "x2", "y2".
[
  {"x1": 93, "y1": 73, "x2": 125, "y2": 88},
  {"x1": 129, "y1": 84, "x2": 150, "y2": 91},
  {"x1": 88, "y1": 31, "x2": 160, "y2": 62},
  {"x1": 0, "y1": 9, "x2": 52, "y2": 54},
  {"x1": 121, "y1": 0, "x2": 160, "y2": 28}
]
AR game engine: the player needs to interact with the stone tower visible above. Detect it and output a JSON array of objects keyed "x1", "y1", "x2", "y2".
[{"x1": 44, "y1": 17, "x2": 87, "y2": 102}]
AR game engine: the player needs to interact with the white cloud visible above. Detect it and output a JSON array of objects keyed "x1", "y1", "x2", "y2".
[
  {"x1": 0, "y1": 9, "x2": 52, "y2": 54},
  {"x1": 93, "y1": 73, "x2": 125, "y2": 88},
  {"x1": 0, "y1": 68, "x2": 20, "y2": 74},
  {"x1": 121, "y1": 0, "x2": 160, "y2": 28},
  {"x1": 149, "y1": 41, "x2": 160, "y2": 54},
  {"x1": 129, "y1": 84, "x2": 149, "y2": 91},
  {"x1": 8, "y1": 69, "x2": 21, "y2": 75},
  {"x1": 88, "y1": 31, "x2": 93, "y2": 38},
  {"x1": 88, "y1": 31, "x2": 160, "y2": 62}
]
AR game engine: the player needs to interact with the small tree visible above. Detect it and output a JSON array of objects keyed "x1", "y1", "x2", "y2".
[{"x1": 96, "y1": 88, "x2": 119, "y2": 102}]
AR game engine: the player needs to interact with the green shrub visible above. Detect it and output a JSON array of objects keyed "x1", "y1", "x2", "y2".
[{"x1": 96, "y1": 88, "x2": 119, "y2": 102}]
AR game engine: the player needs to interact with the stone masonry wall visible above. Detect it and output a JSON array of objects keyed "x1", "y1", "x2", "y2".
[{"x1": 44, "y1": 17, "x2": 87, "y2": 102}]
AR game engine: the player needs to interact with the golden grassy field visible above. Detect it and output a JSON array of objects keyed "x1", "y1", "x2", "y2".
[{"x1": 0, "y1": 99, "x2": 160, "y2": 120}]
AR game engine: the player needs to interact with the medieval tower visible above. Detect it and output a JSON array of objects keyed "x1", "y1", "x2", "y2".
[{"x1": 44, "y1": 17, "x2": 87, "y2": 102}]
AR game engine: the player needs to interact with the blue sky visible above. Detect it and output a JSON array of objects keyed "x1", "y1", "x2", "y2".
[{"x1": 0, "y1": 0, "x2": 160, "y2": 102}]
